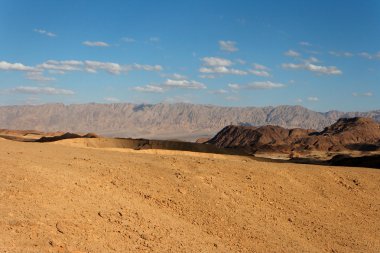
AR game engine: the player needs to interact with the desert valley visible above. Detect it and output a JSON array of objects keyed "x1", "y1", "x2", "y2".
[
  {"x1": 1, "y1": 103, "x2": 380, "y2": 252},
  {"x1": 2, "y1": 1, "x2": 380, "y2": 252}
]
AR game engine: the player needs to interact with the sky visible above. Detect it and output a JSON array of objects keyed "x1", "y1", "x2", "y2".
[{"x1": 0, "y1": 0, "x2": 379, "y2": 112}]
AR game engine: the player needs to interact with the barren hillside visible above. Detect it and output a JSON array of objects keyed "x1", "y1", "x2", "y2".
[{"x1": 1, "y1": 138, "x2": 379, "y2": 252}]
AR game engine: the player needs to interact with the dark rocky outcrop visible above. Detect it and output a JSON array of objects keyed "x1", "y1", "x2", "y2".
[
  {"x1": 37, "y1": 132, "x2": 98, "y2": 142},
  {"x1": 207, "y1": 117, "x2": 380, "y2": 154}
]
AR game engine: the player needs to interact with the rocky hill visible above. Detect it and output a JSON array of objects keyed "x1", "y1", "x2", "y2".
[
  {"x1": 0, "y1": 103, "x2": 379, "y2": 140},
  {"x1": 207, "y1": 117, "x2": 380, "y2": 154}
]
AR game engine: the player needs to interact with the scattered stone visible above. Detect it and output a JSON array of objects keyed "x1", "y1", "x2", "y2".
[{"x1": 56, "y1": 222, "x2": 64, "y2": 234}]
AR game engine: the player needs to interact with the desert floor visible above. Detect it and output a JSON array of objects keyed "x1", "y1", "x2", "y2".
[{"x1": 0, "y1": 137, "x2": 379, "y2": 252}]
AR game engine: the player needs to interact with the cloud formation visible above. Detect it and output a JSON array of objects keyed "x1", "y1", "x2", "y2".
[
  {"x1": 129, "y1": 64, "x2": 163, "y2": 71},
  {"x1": 10, "y1": 86, "x2": 74, "y2": 95},
  {"x1": 200, "y1": 57, "x2": 247, "y2": 75},
  {"x1": 132, "y1": 78, "x2": 206, "y2": 93},
  {"x1": 84, "y1": 61, "x2": 121, "y2": 74},
  {"x1": 228, "y1": 81, "x2": 285, "y2": 90},
  {"x1": 228, "y1": 83, "x2": 240, "y2": 90},
  {"x1": 161, "y1": 73, "x2": 187, "y2": 80},
  {"x1": 122, "y1": 37, "x2": 136, "y2": 43},
  {"x1": 209, "y1": 89, "x2": 228, "y2": 95},
  {"x1": 246, "y1": 81, "x2": 285, "y2": 89},
  {"x1": 219, "y1": 40, "x2": 238, "y2": 52},
  {"x1": 284, "y1": 50, "x2": 301, "y2": 57},
  {"x1": 249, "y1": 63, "x2": 271, "y2": 77},
  {"x1": 37, "y1": 60, "x2": 83, "y2": 72},
  {"x1": 132, "y1": 84, "x2": 164, "y2": 93},
  {"x1": 104, "y1": 97, "x2": 121, "y2": 102},
  {"x1": 358, "y1": 52, "x2": 380, "y2": 60},
  {"x1": 34, "y1": 29, "x2": 56, "y2": 37},
  {"x1": 199, "y1": 66, "x2": 247, "y2": 75},
  {"x1": 299, "y1": 41, "x2": 311, "y2": 46},
  {"x1": 307, "y1": 96, "x2": 319, "y2": 102},
  {"x1": 164, "y1": 79, "x2": 206, "y2": 89},
  {"x1": 202, "y1": 57, "x2": 232, "y2": 67},
  {"x1": 26, "y1": 72, "x2": 55, "y2": 82},
  {"x1": 149, "y1": 37, "x2": 160, "y2": 43},
  {"x1": 352, "y1": 92, "x2": 373, "y2": 97},
  {"x1": 329, "y1": 51, "x2": 353, "y2": 57},
  {"x1": 282, "y1": 62, "x2": 342, "y2": 75},
  {"x1": 0, "y1": 61, "x2": 35, "y2": 71},
  {"x1": 82, "y1": 41, "x2": 110, "y2": 47}
]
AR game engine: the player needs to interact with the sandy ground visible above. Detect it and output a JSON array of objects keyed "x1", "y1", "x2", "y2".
[{"x1": 0, "y1": 137, "x2": 380, "y2": 253}]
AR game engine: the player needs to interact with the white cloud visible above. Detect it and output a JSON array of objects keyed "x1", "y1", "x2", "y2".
[
  {"x1": 284, "y1": 50, "x2": 301, "y2": 57},
  {"x1": 37, "y1": 60, "x2": 83, "y2": 72},
  {"x1": 219, "y1": 40, "x2": 238, "y2": 52},
  {"x1": 104, "y1": 97, "x2": 120, "y2": 102},
  {"x1": 132, "y1": 84, "x2": 164, "y2": 93},
  {"x1": 306, "y1": 57, "x2": 320, "y2": 63},
  {"x1": 0, "y1": 61, "x2": 35, "y2": 71},
  {"x1": 249, "y1": 70, "x2": 270, "y2": 77},
  {"x1": 82, "y1": 41, "x2": 109, "y2": 47},
  {"x1": 282, "y1": 62, "x2": 342, "y2": 75},
  {"x1": 149, "y1": 37, "x2": 160, "y2": 42},
  {"x1": 253, "y1": 63, "x2": 269, "y2": 70},
  {"x1": 228, "y1": 81, "x2": 285, "y2": 90},
  {"x1": 352, "y1": 92, "x2": 373, "y2": 97},
  {"x1": 225, "y1": 96, "x2": 239, "y2": 101},
  {"x1": 249, "y1": 63, "x2": 271, "y2": 77},
  {"x1": 202, "y1": 57, "x2": 232, "y2": 67},
  {"x1": 235, "y1": 59, "x2": 246, "y2": 65},
  {"x1": 299, "y1": 41, "x2": 311, "y2": 46},
  {"x1": 122, "y1": 37, "x2": 136, "y2": 43},
  {"x1": 34, "y1": 29, "x2": 56, "y2": 37},
  {"x1": 130, "y1": 63, "x2": 163, "y2": 71},
  {"x1": 228, "y1": 83, "x2": 240, "y2": 90},
  {"x1": 209, "y1": 89, "x2": 228, "y2": 95},
  {"x1": 358, "y1": 52, "x2": 380, "y2": 60},
  {"x1": 26, "y1": 72, "x2": 55, "y2": 82},
  {"x1": 161, "y1": 73, "x2": 187, "y2": 79},
  {"x1": 295, "y1": 98, "x2": 303, "y2": 103},
  {"x1": 84, "y1": 61, "x2": 122, "y2": 74},
  {"x1": 163, "y1": 95, "x2": 192, "y2": 104},
  {"x1": 246, "y1": 81, "x2": 285, "y2": 89},
  {"x1": 1, "y1": 59, "x2": 163, "y2": 80},
  {"x1": 358, "y1": 52, "x2": 372, "y2": 59},
  {"x1": 164, "y1": 79, "x2": 206, "y2": 89},
  {"x1": 199, "y1": 74, "x2": 216, "y2": 79},
  {"x1": 307, "y1": 96, "x2": 319, "y2": 102},
  {"x1": 329, "y1": 51, "x2": 353, "y2": 57},
  {"x1": 11, "y1": 86, "x2": 74, "y2": 95},
  {"x1": 199, "y1": 66, "x2": 247, "y2": 75}
]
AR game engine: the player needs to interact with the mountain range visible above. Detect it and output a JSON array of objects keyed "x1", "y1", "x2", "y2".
[{"x1": 1, "y1": 103, "x2": 379, "y2": 141}]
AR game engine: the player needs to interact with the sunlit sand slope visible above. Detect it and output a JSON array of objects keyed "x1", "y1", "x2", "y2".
[{"x1": 0, "y1": 138, "x2": 379, "y2": 252}]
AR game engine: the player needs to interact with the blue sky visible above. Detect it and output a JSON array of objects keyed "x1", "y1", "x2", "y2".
[{"x1": 0, "y1": 0, "x2": 379, "y2": 112}]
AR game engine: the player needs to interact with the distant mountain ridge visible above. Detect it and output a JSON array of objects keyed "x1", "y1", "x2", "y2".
[{"x1": 0, "y1": 103, "x2": 379, "y2": 141}]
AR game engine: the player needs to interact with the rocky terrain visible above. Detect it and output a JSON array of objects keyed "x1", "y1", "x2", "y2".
[
  {"x1": 1, "y1": 136, "x2": 379, "y2": 252},
  {"x1": 1, "y1": 103, "x2": 379, "y2": 141},
  {"x1": 207, "y1": 117, "x2": 380, "y2": 163}
]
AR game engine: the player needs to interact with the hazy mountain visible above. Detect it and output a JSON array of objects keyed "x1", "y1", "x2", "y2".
[{"x1": 0, "y1": 103, "x2": 379, "y2": 141}]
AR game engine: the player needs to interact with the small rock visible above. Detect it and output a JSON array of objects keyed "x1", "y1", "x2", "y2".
[{"x1": 56, "y1": 222, "x2": 64, "y2": 234}]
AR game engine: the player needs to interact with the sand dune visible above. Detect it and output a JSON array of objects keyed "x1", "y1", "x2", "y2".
[{"x1": 1, "y1": 138, "x2": 379, "y2": 252}]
